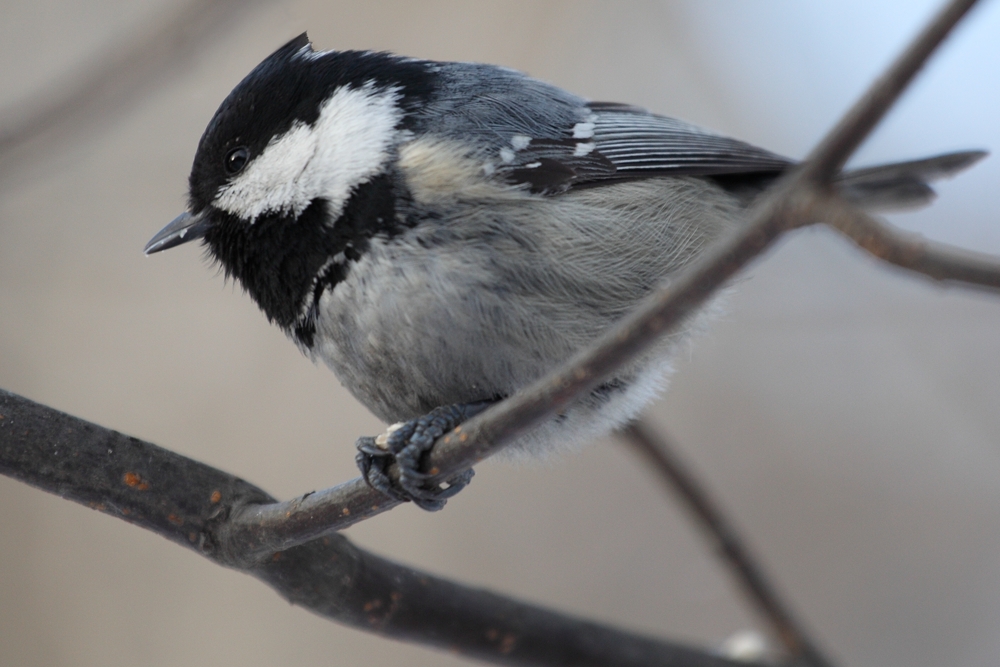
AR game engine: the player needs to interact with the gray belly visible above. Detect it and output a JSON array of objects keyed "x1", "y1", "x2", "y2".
[{"x1": 309, "y1": 177, "x2": 740, "y2": 432}]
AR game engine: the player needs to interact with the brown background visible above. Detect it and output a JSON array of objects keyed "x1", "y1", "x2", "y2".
[{"x1": 2, "y1": 1, "x2": 1000, "y2": 666}]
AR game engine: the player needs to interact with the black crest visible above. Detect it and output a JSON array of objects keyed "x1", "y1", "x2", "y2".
[{"x1": 187, "y1": 33, "x2": 438, "y2": 212}]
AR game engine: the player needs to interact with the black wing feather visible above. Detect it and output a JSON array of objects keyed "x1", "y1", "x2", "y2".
[{"x1": 497, "y1": 101, "x2": 793, "y2": 193}]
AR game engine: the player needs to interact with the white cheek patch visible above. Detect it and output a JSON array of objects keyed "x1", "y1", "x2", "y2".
[
  {"x1": 214, "y1": 83, "x2": 402, "y2": 222},
  {"x1": 214, "y1": 123, "x2": 315, "y2": 221}
]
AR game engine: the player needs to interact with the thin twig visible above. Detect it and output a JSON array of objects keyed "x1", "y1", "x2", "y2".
[
  {"x1": 620, "y1": 421, "x2": 834, "y2": 667},
  {"x1": 223, "y1": 0, "x2": 985, "y2": 557},
  {"x1": 819, "y1": 194, "x2": 1000, "y2": 291},
  {"x1": 0, "y1": 0, "x2": 271, "y2": 182},
  {"x1": 0, "y1": 388, "x2": 768, "y2": 667}
]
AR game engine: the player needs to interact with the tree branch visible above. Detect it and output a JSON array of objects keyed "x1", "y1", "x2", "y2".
[
  {"x1": 0, "y1": 0, "x2": 991, "y2": 663},
  {"x1": 0, "y1": 388, "x2": 766, "y2": 667},
  {"x1": 620, "y1": 422, "x2": 833, "y2": 667}
]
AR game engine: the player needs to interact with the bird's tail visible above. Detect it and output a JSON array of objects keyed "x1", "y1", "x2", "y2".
[{"x1": 836, "y1": 150, "x2": 986, "y2": 211}]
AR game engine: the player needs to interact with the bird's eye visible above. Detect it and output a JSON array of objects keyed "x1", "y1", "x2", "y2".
[{"x1": 224, "y1": 146, "x2": 249, "y2": 175}]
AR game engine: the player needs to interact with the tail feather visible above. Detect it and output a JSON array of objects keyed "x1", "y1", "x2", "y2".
[{"x1": 836, "y1": 150, "x2": 987, "y2": 211}]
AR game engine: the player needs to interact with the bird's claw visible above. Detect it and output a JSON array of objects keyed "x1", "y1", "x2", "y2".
[{"x1": 355, "y1": 401, "x2": 493, "y2": 511}]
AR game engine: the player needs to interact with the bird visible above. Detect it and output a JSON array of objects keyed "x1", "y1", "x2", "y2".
[{"x1": 145, "y1": 33, "x2": 984, "y2": 510}]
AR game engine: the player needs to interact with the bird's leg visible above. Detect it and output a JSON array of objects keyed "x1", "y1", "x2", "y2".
[{"x1": 356, "y1": 400, "x2": 496, "y2": 511}]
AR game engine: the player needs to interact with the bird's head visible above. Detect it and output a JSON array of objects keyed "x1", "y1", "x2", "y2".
[{"x1": 145, "y1": 33, "x2": 436, "y2": 328}]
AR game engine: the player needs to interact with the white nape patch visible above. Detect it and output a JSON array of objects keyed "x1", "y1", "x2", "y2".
[
  {"x1": 510, "y1": 134, "x2": 532, "y2": 150},
  {"x1": 214, "y1": 83, "x2": 402, "y2": 222},
  {"x1": 572, "y1": 121, "x2": 595, "y2": 139},
  {"x1": 573, "y1": 142, "x2": 596, "y2": 157},
  {"x1": 499, "y1": 147, "x2": 515, "y2": 164},
  {"x1": 482, "y1": 161, "x2": 496, "y2": 176}
]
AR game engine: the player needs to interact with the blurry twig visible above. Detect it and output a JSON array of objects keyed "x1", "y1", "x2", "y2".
[
  {"x1": 620, "y1": 421, "x2": 833, "y2": 667},
  {"x1": 0, "y1": 0, "x2": 271, "y2": 182}
]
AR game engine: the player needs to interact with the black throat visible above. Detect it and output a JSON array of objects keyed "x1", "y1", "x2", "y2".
[{"x1": 203, "y1": 173, "x2": 407, "y2": 346}]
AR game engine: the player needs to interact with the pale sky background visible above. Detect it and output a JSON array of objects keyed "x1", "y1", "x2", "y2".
[{"x1": 1, "y1": 2, "x2": 999, "y2": 666}]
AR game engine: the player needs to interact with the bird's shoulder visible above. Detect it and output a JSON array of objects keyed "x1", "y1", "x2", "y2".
[{"x1": 413, "y1": 62, "x2": 793, "y2": 194}]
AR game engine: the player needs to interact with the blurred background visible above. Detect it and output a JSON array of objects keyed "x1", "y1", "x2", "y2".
[{"x1": 1, "y1": 1, "x2": 999, "y2": 665}]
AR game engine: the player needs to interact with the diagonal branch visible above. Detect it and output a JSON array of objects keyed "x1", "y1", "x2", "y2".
[
  {"x1": 222, "y1": 0, "x2": 986, "y2": 557},
  {"x1": 0, "y1": 388, "x2": 768, "y2": 667},
  {"x1": 620, "y1": 422, "x2": 833, "y2": 667},
  {"x1": 801, "y1": 0, "x2": 981, "y2": 182}
]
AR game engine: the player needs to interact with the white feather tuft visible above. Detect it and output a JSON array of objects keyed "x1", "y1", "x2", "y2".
[
  {"x1": 572, "y1": 121, "x2": 595, "y2": 139},
  {"x1": 511, "y1": 134, "x2": 532, "y2": 150}
]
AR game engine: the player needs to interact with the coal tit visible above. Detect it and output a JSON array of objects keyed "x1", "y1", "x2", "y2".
[{"x1": 146, "y1": 34, "x2": 984, "y2": 509}]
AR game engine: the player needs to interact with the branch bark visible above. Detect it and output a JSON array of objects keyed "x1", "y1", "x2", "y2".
[{"x1": 0, "y1": 388, "x2": 764, "y2": 667}]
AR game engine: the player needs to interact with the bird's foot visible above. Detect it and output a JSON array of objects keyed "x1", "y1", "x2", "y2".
[{"x1": 356, "y1": 401, "x2": 495, "y2": 511}]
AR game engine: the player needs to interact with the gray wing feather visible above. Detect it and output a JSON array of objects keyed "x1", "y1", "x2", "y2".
[
  {"x1": 586, "y1": 102, "x2": 793, "y2": 176},
  {"x1": 494, "y1": 101, "x2": 793, "y2": 192},
  {"x1": 588, "y1": 101, "x2": 791, "y2": 172}
]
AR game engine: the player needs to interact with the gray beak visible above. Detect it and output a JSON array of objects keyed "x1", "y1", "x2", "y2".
[{"x1": 144, "y1": 211, "x2": 211, "y2": 255}]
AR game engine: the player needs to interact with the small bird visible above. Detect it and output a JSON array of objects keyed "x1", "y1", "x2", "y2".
[{"x1": 146, "y1": 34, "x2": 984, "y2": 509}]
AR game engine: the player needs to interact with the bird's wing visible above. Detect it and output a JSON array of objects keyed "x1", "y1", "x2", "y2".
[{"x1": 497, "y1": 102, "x2": 794, "y2": 193}]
